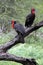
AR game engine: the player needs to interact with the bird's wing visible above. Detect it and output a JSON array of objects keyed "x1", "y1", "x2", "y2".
[{"x1": 14, "y1": 24, "x2": 25, "y2": 35}]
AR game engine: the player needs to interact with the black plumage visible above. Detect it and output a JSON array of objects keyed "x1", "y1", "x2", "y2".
[
  {"x1": 25, "y1": 8, "x2": 35, "y2": 27},
  {"x1": 14, "y1": 21, "x2": 25, "y2": 43},
  {"x1": 14, "y1": 23, "x2": 25, "y2": 35},
  {"x1": 25, "y1": 13, "x2": 35, "y2": 27}
]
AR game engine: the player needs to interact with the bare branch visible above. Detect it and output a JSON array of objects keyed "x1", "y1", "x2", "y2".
[
  {"x1": 0, "y1": 21, "x2": 43, "y2": 52},
  {"x1": 0, "y1": 36, "x2": 20, "y2": 52},
  {"x1": 0, "y1": 53, "x2": 38, "y2": 65},
  {"x1": 0, "y1": 21, "x2": 42, "y2": 65},
  {"x1": 24, "y1": 21, "x2": 43, "y2": 37}
]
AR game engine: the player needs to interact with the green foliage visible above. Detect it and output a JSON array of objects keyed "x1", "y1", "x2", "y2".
[{"x1": 0, "y1": 0, "x2": 43, "y2": 65}]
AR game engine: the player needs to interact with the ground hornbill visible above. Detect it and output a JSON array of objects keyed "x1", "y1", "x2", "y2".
[
  {"x1": 11, "y1": 20, "x2": 25, "y2": 43},
  {"x1": 25, "y1": 8, "x2": 35, "y2": 27}
]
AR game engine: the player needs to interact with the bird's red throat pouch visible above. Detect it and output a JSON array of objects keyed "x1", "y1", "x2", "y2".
[
  {"x1": 12, "y1": 22, "x2": 14, "y2": 29},
  {"x1": 32, "y1": 11, "x2": 35, "y2": 14}
]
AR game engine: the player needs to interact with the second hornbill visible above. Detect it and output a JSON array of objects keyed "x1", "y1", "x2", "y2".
[
  {"x1": 11, "y1": 20, "x2": 25, "y2": 43},
  {"x1": 25, "y1": 8, "x2": 35, "y2": 27}
]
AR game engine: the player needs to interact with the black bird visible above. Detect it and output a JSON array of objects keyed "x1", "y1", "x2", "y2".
[
  {"x1": 11, "y1": 20, "x2": 25, "y2": 43},
  {"x1": 25, "y1": 8, "x2": 35, "y2": 27}
]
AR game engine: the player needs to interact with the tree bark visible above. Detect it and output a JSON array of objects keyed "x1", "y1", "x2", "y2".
[
  {"x1": 0, "y1": 53, "x2": 38, "y2": 65},
  {"x1": 0, "y1": 21, "x2": 43, "y2": 52},
  {"x1": 0, "y1": 21, "x2": 43, "y2": 65}
]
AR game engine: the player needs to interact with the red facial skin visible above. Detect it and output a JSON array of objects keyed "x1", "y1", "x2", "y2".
[
  {"x1": 31, "y1": 8, "x2": 35, "y2": 14},
  {"x1": 11, "y1": 20, "x2": 14, "y2": 29},
  {"x1": 31, "y1": 10, "x2": 35, "y2": 14}
]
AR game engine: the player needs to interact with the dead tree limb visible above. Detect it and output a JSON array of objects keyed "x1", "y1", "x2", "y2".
[
  {"x1": 0, "y1": 21, "x2": 43, "y2": 52},
  {"x1": 24, "y1": 21, "x2": 43, "y2": 37},
  {"x1": 0, "y1": 53, "x2": 38, "y2": 65},
  {"x1": 0, "y1": 21, "x2": 43, "y2": 65}
]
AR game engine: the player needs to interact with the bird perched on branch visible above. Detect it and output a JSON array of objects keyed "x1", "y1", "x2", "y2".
[
  {"x1": 25, "y1": 8, "x2": 35, "y2": 27},
  {"x1": 11, "y1": 20, "x2": 25, "y2": 43}
]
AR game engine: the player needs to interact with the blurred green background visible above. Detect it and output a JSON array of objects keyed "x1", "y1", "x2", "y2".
[{"x1": 0, "y1": 0, "x2": 43, "y2": 65}]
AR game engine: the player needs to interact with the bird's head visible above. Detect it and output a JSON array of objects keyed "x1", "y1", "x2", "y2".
[
  {"x1": 11, "y1": 20, "x2": 16, "y2": 29},
  {"x1": 31, "y1": 8, "x2": 35, "y2": 14}
]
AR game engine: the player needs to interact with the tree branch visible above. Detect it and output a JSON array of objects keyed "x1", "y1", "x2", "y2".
[
  {"x1": 0, "y1": 21, "x2": 43, "y2": 65},
  {"x1": 0, "y1": 53, "x2": 38, "y2": 65},
  {"x1": 0, "y1": 21, "x2": 43, "y2": 52},
  {"x1": 24, "y1": 21, "x2": 43, "y2": 37},
  {"x1": 0, "y1": 37, "x2": 19, "y2": 53}
]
